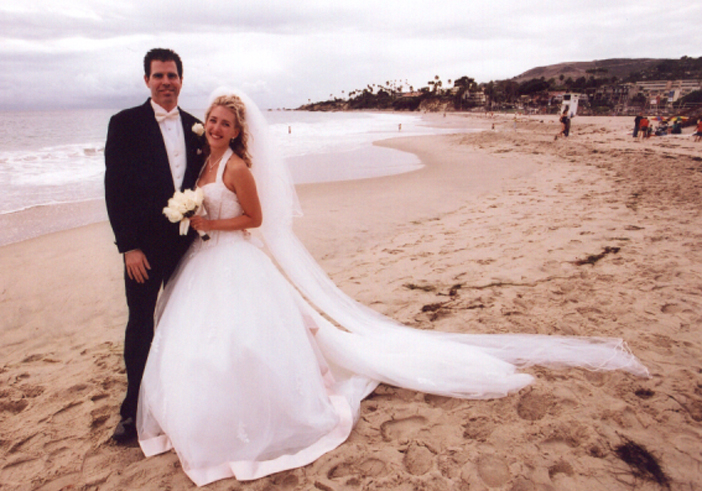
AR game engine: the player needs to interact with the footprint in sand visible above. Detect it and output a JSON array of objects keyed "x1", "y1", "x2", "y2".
[
  {"x1": 8, "y1": 432, "x2": 38, "y2": 454},
  {"x1": 51, "y1": 400, "x2": 84, "y2": 424},
  {"x1": 0, "y1": 398, "x2": 29, "y2": 415},
  {"x1": 516, "y1": 390, "x2": 554, "y2": 421},
  {"x1": 661, "y1": 303, "x2": 683, "y2": 314},
  {"x1": 462, "y1": 416, "x2": 494, "y2": 441},
  {"x1": 90, "y1": 405, "x2": 112, "y2": 429},
  {"x1": 683, "y1": 399, "x2": 702, "y2": 422},
  {"x1": 90, "y1": 392, "x2": 110, "y2": 402},
  {"x1": 21, "y1": 354, "x2": 44, "y2": 363},
  {"x1": 326, "y1": 456, "x2": 388, "y2": 481},
  {"x1": 14, "y1": 372, "x2": 30, "y2": 382},
  {"x1": 380, "y1": 415, "x2": 428, "y2": 441},
  {"x1": 582, "y1": 370, "x2": 607, "y2": 387},
  {"x1": 326, "y1": 461, "x2": 356, "y2": 480},
  {"x1": 403, "y1": 442, "x2": 434, "y2": 475},
  {"x1": 67, "y1": 383, "x2": 90, "y2": 394},
  {"x1": 548, "y1": 460, "x2": 574, "y2": 479},
  {"x1": 18, "y1": 384, "x2": 45, "y2": 398},
  {"x1": 270, "y1": 470, "x2": 299, "y2": 489},
  {"x1": 648, "y1": 333, "x2": 674, "y2": 349},
  {"x1": 477, "y1": 454, "x2": 511, "y2": 487},
  {"x1": 357, "y1": 457, "x2": 387, "y2": 477},
  {"x1": 544, "y1": 421, "x2": 589, "y2": 448}
]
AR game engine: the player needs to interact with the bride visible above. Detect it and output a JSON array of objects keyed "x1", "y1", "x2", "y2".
[{"x1": 137, "y1": 89, "x2": 648, "y2": 486}]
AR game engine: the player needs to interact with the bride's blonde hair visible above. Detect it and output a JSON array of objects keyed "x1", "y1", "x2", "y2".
[{"x1": 205, "y1": 94, "x2": 253, "y2": 168}]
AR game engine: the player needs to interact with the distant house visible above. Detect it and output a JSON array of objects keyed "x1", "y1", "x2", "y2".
[
  {"x1": 592, "y1": 83, "x2": 635, "y2": 107},
  {"x1": 462, "y1": 89, "x2": 487, "y2": 105},
  {"x1": 635, "y1": 79, "x2": 702, "y2": 106}
]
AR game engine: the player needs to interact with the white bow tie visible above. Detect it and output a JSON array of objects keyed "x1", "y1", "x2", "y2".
[{"x1": 154, "y1": 107, "x2": 179, "y2": 123}]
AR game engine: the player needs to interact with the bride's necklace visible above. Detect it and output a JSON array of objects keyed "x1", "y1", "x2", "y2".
[{"x1": 207, "y1": 151, "x2": 226, "y2": 172}]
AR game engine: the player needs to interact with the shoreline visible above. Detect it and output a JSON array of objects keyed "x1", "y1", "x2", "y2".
[
  {"x1": 2, "y1": 113, "x2": 702, "y2": 489},
  {"x1": 6, "y1": 111, "x2": 688, "y2": 248},
  {"x1": 0, "y1": 111, "x2": 491, "y2": 248},
  {"x1": 0, "y1": 198, "x2": 109, "y2": 247}
]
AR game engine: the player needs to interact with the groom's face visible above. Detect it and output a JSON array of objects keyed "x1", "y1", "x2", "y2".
[{"x1": 144, "y1": 60, "x2": 182, "y2": 111}]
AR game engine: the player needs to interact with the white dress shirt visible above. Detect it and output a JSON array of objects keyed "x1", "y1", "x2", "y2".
[{"x1": 151, "y1": 100, "x2": 187, "y2": 190}]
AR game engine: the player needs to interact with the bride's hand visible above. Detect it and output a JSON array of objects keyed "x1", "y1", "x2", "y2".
[{"x1": 190, "y1": 216, "x2": 210, "y2": 231}]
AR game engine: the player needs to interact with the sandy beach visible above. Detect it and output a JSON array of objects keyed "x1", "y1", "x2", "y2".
[{"x1": 2, "y1": 113, "x2": 702, "y2": 490}]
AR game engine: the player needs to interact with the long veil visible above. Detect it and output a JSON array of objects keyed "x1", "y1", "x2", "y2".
[{"x1": 208, "y1": 88, "x2": 648, "y2": 410}]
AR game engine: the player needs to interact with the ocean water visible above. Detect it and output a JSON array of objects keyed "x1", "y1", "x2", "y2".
[{"x1": 0, "y1": 108, "x2": 456, "y2": 216}]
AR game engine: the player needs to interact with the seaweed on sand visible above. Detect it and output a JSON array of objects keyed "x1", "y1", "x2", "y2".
[
  {"x1": 614, "y1": 437, "x2": 670, "y2": 488},
  {"x1": 574, "y1": 246, "x2": 620, "y2": 266}
]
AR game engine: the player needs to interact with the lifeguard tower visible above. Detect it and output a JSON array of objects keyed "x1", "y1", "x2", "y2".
[{"x1": 561, "y1": 94, "x2": 580, "y2": 117}]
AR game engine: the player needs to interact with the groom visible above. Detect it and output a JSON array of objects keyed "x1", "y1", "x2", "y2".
[{"x1": 105, "y1": 48, "x2": 205, "y2": 443}]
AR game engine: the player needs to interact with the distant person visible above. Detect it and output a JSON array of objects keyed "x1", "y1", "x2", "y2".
[
  {"x1": 671, "y1": 119, "x2": 683, "y2": 135},
  {"x1": 638, "y1": 116, "x2": 649, "y2": 141},
  {"x1": 654, "y1": 120, "x2": 669, "y2": 136},
  {"x1": 555, "y1": 108, "x2": 569, "y2": 140},
  {"x1": 694, "y1": 118, "x2": 702, "y2": 142},
  {"x1": 634, "y1": 113, "x2": 643, "y2": 138}
]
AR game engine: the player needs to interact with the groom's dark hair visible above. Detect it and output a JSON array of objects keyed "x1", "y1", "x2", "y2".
[{"x1": 144, "y1": 48, "x2": 183, "y2": 78}]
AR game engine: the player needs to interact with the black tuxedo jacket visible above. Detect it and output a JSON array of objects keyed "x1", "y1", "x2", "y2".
[{"x1": 105, "y1": 99, "x2": 205, "y2": 267}]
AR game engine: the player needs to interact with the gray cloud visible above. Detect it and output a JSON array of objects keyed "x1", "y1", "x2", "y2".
[{"x1": 0, "y1": 0, "x2": 699, "y2": 111}]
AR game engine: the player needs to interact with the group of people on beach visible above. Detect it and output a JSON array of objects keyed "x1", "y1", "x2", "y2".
[
  {"x1": 104, "y1": 48, "x2": 648, "y2": 486},
  {"x1": 633, "y1": 112, "x2": 696, "y2": 141}
]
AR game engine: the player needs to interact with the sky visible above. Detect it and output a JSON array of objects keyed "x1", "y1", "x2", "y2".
[{"x1": 1, "y1": 0, "x2": 700, "y2": 111}]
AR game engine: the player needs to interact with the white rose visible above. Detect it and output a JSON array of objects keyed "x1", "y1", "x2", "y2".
[
  {"x1": 181, "y1": 189, "x2": 199, "y2": 210},
  {"x1": 192, "y1": 123, "x2": 205, "y2": 136},
  {"x1": 168, "y1": 194, "x2": 189, "y2": 214},
  {"x1": 163, "y1": 206, "x2": 184, "y2": 223},
  {"x1": 193, "y1": 187, "x2": 205, "y2": 207}
]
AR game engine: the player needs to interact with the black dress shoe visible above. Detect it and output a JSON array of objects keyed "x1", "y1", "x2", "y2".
[{"x1": 112, "y1": 417, "x2": 137, "y2": 443}]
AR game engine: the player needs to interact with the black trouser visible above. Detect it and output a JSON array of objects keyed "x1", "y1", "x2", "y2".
[{"x1": 119, "y1": 254, "x2": 178, "y2": 420}]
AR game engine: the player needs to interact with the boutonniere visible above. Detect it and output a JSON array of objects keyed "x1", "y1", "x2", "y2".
[
  {"x1": 192, "y1": 122, "x2": 205, "y2": 136},
  {"x1": 192, "y1": 123, "x2": 205, "y2": 155}
]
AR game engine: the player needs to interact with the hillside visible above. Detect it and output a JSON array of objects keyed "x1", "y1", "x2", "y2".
[
  {"x1": 300, "y1": 56, "x2": 702, "y2": 113},
  {"x1": 512, "y1": 58, "x2": 664, "y2": 82}
]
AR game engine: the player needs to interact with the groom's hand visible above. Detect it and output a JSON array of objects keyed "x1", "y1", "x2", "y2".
[{"x1": 124, "y1": 249, "x2": 151, "y2": 283}]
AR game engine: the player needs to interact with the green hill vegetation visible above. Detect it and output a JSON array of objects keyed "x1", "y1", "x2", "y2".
[{"x1": 299, "y1": 56, "x2": 702, "y2": 116}]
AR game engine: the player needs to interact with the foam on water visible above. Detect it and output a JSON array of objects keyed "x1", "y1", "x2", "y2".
[{"x1": 0, "y1": 109, "x2": 463, "y2": 215}]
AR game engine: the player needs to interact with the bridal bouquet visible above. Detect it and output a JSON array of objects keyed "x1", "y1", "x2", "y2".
[{"x1": 163, "y1": 188, "x2": 210, "y2": 241}]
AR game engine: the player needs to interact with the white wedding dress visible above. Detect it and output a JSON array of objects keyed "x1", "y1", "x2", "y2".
[
  {"x1": 137, "y1": 90, "x2": 648, "y2": 487},
  {"x1": 138, "y1": 149, "x2": 359, "y2": 485}
]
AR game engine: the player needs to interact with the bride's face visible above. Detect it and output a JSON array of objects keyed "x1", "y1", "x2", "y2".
[{"x1": 205, "y1": 105, "x2": 240, "y2": 151}]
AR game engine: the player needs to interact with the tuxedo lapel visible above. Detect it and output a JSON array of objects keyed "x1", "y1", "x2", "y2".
[{"x1": 179, "y1": 110, "x2": 205, "y2": 191}]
